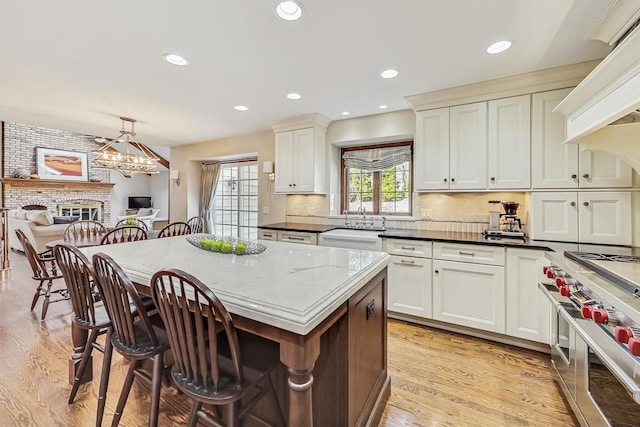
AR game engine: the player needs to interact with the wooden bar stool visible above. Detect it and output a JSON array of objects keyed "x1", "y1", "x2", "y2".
[
  {"x1": 92, "y1": 252, "x2": 169, "y2": 427},
  {"x1": 15, "y1": 229, "x2": 68, "y2": 320},
  {"x1": 52, "y1": 243, "x2": 112, "y2": 426},
  {"x1": 150, "y1": 268, "x2": 285, "y2": 427}
]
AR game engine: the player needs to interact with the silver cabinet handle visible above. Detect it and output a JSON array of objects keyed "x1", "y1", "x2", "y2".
[
  {"x1": 400, "y1": 259, "x2": 415, "y2": 265},
  {"x1": 459, "y1": 251, "x2": 475, "y2": 256},
  {"x1": 570, "y1": 202, "x2": 576, "y2": 207},
  {"x1": 571, "y1": 174, "x2": 577, "y2": 179},
  {"x1": 401, "y1": 246, "x2": 415, "y2": 250},
  {"x1": 583, "y1": 173, "x2": 590, "y2": 179},
  {"x1": 287, "y1": 236, "x2": 304, "y2": 241},
  {"x1": 583, "y1": 202, "x2": 589, "y2": 207},
  {"x1": 263, "y1": 233, "x2": 273, "y2": 237}
]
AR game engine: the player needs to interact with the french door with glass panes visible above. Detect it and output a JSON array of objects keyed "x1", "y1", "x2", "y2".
[{"x1": 213, "y1": 163, "x2": 258, "y2": 239}]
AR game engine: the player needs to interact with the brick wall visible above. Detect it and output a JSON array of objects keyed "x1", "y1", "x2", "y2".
[{"x1": 2, "y1": 122, "x2": 113, "y2": 222}]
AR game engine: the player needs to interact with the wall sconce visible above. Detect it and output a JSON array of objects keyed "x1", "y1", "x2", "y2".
[
  {"x1": 170, "y1": 169, "x2": 180, "y2": 186},
  {"x1": 263, "y1": 161, "x2": 275, "y2": 183},
  {"x1": 263, "y1": 160, "x2": 275, "y2": 192}
]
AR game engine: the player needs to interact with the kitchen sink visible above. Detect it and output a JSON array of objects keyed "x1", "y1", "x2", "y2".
[{"x1": 318, "y1": 228, "x2": 384, "y2": 251}]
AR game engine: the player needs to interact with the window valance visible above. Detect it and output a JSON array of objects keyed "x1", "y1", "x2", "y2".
[{"x1": 342, "y1": 145, "x2": 411, "y2": 172}]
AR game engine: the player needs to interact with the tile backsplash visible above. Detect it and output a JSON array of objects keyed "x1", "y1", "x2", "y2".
[{"x1": 285, "y1": 192, "x2": 530, "y2": 234}]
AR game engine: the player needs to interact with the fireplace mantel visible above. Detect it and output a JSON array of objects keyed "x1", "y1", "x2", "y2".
[{"x1": 1, "y1": 178, "x2": 115, "y2": 190}]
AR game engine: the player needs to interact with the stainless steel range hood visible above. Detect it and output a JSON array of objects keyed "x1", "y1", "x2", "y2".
[{"x1": 554, "y1": 2, "x2": 640, "y2": 171}]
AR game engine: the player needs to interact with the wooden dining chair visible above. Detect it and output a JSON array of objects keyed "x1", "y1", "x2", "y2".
[
  {"x1": 100, "y1": 226, "x2": 148, "y2": 245},
  {"x1": 64, "y1": 220, "x2": 107, "y2": 241},
  {"x1": 186, "y1": 216, "x2": 204, "y2": 234},
  {"x1": 52, "y1": 243, "x2": 112, "y2": 426},
  {"x1": 92, "y1": 252, "x2": 169, "y2": 427},
  {"x1": 157, "y1": 222, "x2": 191, "y2": 238},
  {"x1": 150, "y1": 268, "x2": 285, "y2": 427},
  {"x1": 114, "y1": 218, "x2": 149, "y2": 231},
  {"x1": 15, "y1": 229, "x2": 69, "y2": 320}
]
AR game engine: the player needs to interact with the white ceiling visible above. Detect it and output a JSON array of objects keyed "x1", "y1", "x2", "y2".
[{"x1": 0, "y1": 1, "x2": 614, "y2": 149}]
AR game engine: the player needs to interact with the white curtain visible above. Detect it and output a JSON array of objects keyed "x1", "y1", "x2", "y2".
[
  {"x1": 200, "y1": 163, "x2": 221, "y2": 233},
  {"x1": 342, "y1": 145, "x2": 411, "y2": 171}
]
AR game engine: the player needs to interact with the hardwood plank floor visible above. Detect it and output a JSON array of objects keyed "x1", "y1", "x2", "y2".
[{"x1": 0, "y1": 251, "x2": 577, "y2": 426}]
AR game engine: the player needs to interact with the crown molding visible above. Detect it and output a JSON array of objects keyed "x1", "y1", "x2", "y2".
[
  {"x1": 405, "y1": 60, "x2": 601, "y2": 111},
  {"x1": 271, "y1": 113, "x2": 331, "y2": 133}
]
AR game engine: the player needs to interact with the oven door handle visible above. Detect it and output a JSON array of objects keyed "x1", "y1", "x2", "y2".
[{"x1": 557, "y1": 306, "x2": 640, "y2": 405}]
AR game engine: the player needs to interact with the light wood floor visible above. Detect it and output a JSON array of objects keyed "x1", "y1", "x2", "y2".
[{"x1": 0, "y1": 251, "x2": 577, "y2": 426}]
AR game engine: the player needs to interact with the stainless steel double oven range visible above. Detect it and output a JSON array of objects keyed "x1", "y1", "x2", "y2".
[{"x1": 539, "y1": 250, "x2": 640, "y2": 427}]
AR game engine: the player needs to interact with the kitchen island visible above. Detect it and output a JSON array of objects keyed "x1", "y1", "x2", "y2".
[{"x1": 80, "y1": 236, "x2": 391, "y2": 426}]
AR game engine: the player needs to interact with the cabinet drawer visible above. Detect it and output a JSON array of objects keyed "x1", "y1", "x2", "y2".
[
  {"x1": 385, "y1": 239, "x2": 432, "y2": 258},
  {"x1": 258, "y1": 229, "x2": 277, "y2": 241},
  {"x1": 277, "y1": 230, "x2": 318, "y2": 245},
  {"x1": 433, "y1": 242, "x2": 504, "y2": 266}
]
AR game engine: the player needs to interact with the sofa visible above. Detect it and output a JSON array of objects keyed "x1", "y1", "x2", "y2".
[
  {"x1": 116, "y1": 208, "x2": 160, "y2": 230},
  {"x1": 7, "y1": 209, "x2": 73, "y2": 253}
]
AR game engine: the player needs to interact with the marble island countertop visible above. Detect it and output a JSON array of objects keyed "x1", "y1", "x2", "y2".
[{"x1": 82, "y1": 236, "x2": 390, "y2": 335}]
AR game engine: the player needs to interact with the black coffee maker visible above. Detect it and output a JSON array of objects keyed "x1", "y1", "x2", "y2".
[{"x1": 500, "y1": 201, "x2": 523, "y2": 233}]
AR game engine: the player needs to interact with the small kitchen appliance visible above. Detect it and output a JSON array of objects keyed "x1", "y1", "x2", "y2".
[{"x1": 483, "y1": 201, "x2": 525, "y2": 239}]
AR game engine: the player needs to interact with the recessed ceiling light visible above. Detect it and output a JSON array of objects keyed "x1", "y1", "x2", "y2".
[
  {"x1": 163, "y1": 53, "x2": 189, "y2": 66},
  {"x1": 275, "y1": 1, "x2": 303, "y2": 21},
  {"x1": 341, "y1": 112, "x2": 350, "y2": 116},
  {"x1": 379, "y1": 105, "x2": 388, "y2": 110},
  {"x1": 486, "y1": 40, "x2": 512, "y2": 54},
  {"x1": 380, "y1": 69, "x2": 398, "y2": 79},
  {"x1": 234, "y1": 105, "x2": 249, "y2": 111},
  {"x1": 287, "y1": 93, "x2": 302, "y2": 100},
  {"x1": 94, "y1": 137, "x2": 107, "y2": 143}
]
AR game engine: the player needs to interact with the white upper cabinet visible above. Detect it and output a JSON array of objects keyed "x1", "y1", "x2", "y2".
[
  {"x1": 530, "y1": 191, "x2": 632, "y2": 245},
  {"x1": 273, "y1": 114, "x2": 330, "y2": 194},
  {"x1": 487, "y1": 95, "x2": 531, "y2": 189},
  {"x1": 449, "y1": 102, "x2": 487, "y2": 190},
  {"x1": 415, "y1": 102, "x2": 486, "y2": 191},
  {"x1": 532, "y1": 88, "x2": 632, "y2": 189},
  {"x1": 414, "y1": 108, "x2": 450, "y2": 190}
]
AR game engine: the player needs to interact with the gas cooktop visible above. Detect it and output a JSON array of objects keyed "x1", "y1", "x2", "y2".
[
  {"x1": 566, "y1": 252, "x2": 640, "y2": 264},
  {"x1": 565, "y1": 251, "x2": 640, "y2": 297}
]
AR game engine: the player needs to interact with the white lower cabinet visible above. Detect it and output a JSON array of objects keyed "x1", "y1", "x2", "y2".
[
  {"x1": 388, "y1": 256, "x2": 432, "y2": 318},
  {"x1": 386, "y1": 239, "x2": 432, "y2": 318},
  {"x1": 432, "y1": 259, "x2": 505, "y2": 334},
  {"x1": 505, "y1": 248, "x2": 550, "y2": 344}
]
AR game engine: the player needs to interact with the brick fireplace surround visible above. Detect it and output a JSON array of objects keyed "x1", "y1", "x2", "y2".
[{"x1": 2, "y1": 122, "x2": 114, "y2": 223}]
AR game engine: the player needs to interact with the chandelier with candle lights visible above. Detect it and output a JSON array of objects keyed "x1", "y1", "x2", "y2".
[{"x1": 92, "y1": 117, "x2": 159, "y2": 178}]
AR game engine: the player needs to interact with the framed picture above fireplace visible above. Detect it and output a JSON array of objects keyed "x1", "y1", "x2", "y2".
[{"x1": 35, "y1": 147, "x2": 88, "y2": 181}]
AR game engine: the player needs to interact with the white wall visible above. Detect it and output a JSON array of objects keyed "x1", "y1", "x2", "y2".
[{"x1": 109, "y1": 171, "x2": 170, "y2": 226}]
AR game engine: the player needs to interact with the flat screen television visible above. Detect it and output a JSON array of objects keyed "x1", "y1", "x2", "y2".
[{"x1": 128, "y1": 196, "x2": 153, "y2": 209}]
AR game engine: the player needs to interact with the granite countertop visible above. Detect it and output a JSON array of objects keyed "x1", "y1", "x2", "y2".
[
  {"x1": 82, "y1": 236, "x2": 390, "y2": 335},
  {"x1": 259, "y1": 222, "x2": 556, "y2": 251}
]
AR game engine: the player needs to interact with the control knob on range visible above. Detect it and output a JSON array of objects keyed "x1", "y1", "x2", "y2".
[
  {"x1": 615, "y1": 326, "x2": 633, "y2": 344},
  {"x1": 544, "y1": 266, "x2": 566, "y2": 279},
  {"x1": 581, "y1": 305, "x2": 594, "y2": 319},
  {"x1": 592, "y1": 308, "x2": 609, "y2": 324},
  {"x1": 628, "y1": 338, "x2": 640, "y2": 357}
]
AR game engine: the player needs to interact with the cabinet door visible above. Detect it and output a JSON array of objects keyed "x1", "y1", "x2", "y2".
[
  {"x1": 432, "y1": 260, "x2": 505, "y2": 334},
  {"x1": 531, "y1": 89, "x2": 579, "y2": 189},
  {"x1": 449, "y1": 102, "x2": 487, "y2": 190},
  {"x1": 530, "y1": 192, "x2": 578, "y2": 242},
  {"x1": 291, "y1": 128, "x2": 315, "y2": 192},
  {"x1": 488, "y1": 95, "x2": 531, "y2": 189},
  {"x1": 506, "y1": 248, "x2": 550, "y2": 344},
  {"x1": 274, "y1": 131, "x2": 295, "y2": 193},
  {"x1": 388, "y1": 256, "x2": 432, "y2": 318},
  {"x1": 578, "y1": 192, "x2": 631, "y2": 245},
  {"x1": 578, "y1": 149, "x2": 632, "y2": 188},
  {"x1": 414, "y1": 109, "x2": 450, "y2": 190}
]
